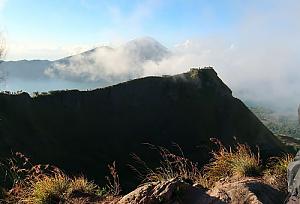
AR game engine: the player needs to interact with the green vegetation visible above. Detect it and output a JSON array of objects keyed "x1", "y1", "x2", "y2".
[{"x1": 250, "y1": 106, "x2": 300, "y2": 138}]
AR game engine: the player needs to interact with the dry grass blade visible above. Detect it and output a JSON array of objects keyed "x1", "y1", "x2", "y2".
[
  {"x1": 106, "y1": 161, "x2": 121, "y2": 196},
  {"x1": 130, "y1": 144, "x2": 211, "y2": 188}
]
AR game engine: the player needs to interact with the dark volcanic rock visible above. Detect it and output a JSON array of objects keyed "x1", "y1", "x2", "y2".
[{"x1": 0, "y1": 68, "x2": 285, "y2": 190}]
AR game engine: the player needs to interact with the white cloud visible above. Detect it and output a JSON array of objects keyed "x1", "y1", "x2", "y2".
[
  {"x1": 45, "y1": 37, "x2": 169, "y2": 82},
  {"x1": 0, "y1": 0, "x2": 7, "y2": 10}
]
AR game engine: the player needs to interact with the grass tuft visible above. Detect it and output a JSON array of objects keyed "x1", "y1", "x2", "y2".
[
  {"x1": 70, "y1": 176, "x2": 102, "y2": 195},
  {"x1": 14, "y1": 173, "x2": 106, "y2": 204},
  {"x1": 204, "y1": 139, "x2": 261, "y2": 183},
  {"x1": 29, "y1": 173, "x2": 70, "y2": 204}
]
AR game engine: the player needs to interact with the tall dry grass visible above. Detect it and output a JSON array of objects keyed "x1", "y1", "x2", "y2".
[
  {"x1": 1, "y1": 141, "x2": 293, "y2": 203},
  {"x1": 106, "y1": 161, "x2": 121, "y2": 196},
  {"x1": 263, "y1": 153, "x2": 294, "y2": 192},
  {"x1": 0, "y1": 153, "x2": 119, "y2": 204},
  {"x1": 5, "y1": 169, "x2": 104, "y2": 204},
  {"x1": 129, "y1": 144, "x2": 211, "y2": 188},
  {"x1": 129, "y1": 141, "x2": 267, "y2": 189},
  {"x1": 203, "y1": 139, "x2": 261, "y2": 184}
]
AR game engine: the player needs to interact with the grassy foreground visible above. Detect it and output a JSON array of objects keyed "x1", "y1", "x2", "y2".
[{"x1": 0, "y1": 140, "x2": 294, "y2": 203}]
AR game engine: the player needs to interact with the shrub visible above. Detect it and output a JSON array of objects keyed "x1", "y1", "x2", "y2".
[{"x1": 204, "y1": 139, "x2": 261, "y2": 183}]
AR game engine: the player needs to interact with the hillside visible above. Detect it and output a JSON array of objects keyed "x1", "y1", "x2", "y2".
[{"x1": 0, "y1": 68, "x2": 286, "y2": 190}]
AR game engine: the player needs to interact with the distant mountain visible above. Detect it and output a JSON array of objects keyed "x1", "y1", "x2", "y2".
[
  {"x1": 58, "y1": 37, "x2": 168, "y2": 63},
  {"x1": 0, "y1": 37, "x2": 170, "y2": 91},
  {"x1": 0, "y1": 68, "x2": 286, "y2": 190}
]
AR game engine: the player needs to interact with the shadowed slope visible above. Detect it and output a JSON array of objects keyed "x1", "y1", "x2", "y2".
[{"x1": 0, "y1": 68, "x2": 285, "y2": 190}]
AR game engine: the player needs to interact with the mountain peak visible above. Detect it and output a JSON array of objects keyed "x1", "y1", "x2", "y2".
[{"x1": 123, "y1": 37, "x2": 169, "y2": 61}]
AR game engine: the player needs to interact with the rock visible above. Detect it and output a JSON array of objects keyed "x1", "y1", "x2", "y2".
[
  {"x1": 208, "y1": 178, "x2": 285, "y2": 204},
  {"x1": 117, "y1": 177, "x2": 286, "y2": 204},
  {"x1": 117, "y1": 178, "x2": 225, "y2": 204}
]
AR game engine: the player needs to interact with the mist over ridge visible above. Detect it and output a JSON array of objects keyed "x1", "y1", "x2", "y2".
[{"x1": 1, "y1": 35, "x2": 299, "y2": 116}]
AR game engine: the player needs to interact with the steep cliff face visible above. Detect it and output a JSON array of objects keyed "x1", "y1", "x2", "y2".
[{"x1": 0, "y1": 68, "x2": 285, "y2": 189}]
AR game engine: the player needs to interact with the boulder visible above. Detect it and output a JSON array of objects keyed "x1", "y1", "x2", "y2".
[
  {"x1": 208, "y1": 178, "x2": 285, "y2": 204},
  {"x1": 118, "y1": 178, "x2": 225, "y2": 204}
]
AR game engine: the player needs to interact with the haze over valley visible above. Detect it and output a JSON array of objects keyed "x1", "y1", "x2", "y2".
[{"x1": 1, "y1": 35, "x2": 300, "y2": 116}]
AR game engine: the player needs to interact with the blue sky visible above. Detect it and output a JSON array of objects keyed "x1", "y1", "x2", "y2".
[
  {"x1": 1, "y1": 0, "x2": 298, "y2": 60},
  {"x1": 0, "y1": 0, "x2": 248, "y2": 60}
]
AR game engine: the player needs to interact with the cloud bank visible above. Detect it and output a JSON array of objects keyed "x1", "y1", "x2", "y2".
[
  {"x1": 44, "y1": 1, "x2": 300, "y2": 115},
  {"x1": 45, "y1": 37, "x2": 169, "y2": 83},
  {"x1": 44, "y1": 35, "x2": 300, "y2": 115}
]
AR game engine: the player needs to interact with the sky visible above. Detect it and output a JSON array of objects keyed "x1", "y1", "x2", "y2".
[
  {"x1": 1, "y1": 0, "x2": 244, "y2": 60},
  {"x1": 0, "y1": 0, "x2": 299, "y2": 115}
]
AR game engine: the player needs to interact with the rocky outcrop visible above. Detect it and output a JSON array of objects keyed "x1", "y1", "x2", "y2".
[
  {"x1": 117, "y1": 178, "x2": 224, "y2": 204},
  {"x1": 208, "y1": 178, "x2": 285, "y2": 204},
  {"x1": 117, "y1": 178, "x2": 285, "y2": 204}
]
